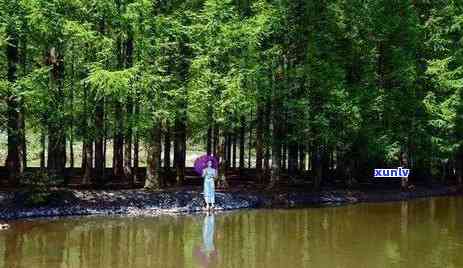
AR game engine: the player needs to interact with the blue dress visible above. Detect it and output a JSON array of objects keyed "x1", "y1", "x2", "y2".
[{"x1": 202, "y1": 167, "x2": 216, "y2": 204}]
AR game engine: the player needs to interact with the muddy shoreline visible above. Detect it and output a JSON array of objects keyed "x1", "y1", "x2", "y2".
[{"x1": 0, "y1": 185, "x2": 462, "y2": 221}]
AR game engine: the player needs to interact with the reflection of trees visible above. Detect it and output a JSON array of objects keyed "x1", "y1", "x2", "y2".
[
  {"x1": 1, "y1": 220, "x2": 69, "y2": 268},
  {"x1": 0, "y1": 216, "x2": 197, "y2": 267},
  {"x1": 1, "y1": 198, "x2": 462, "y2": 267},
  {"x1": 4, "y1": 230, "x2": 23, "y2": 268}
]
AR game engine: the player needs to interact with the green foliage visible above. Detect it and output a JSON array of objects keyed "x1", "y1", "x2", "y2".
[
  {"x1": 1, "y1": 0, "x2": 463, "y2": 183},
  {"x1": 87, "y1": 67, "x2": 136, "y2": 101}
]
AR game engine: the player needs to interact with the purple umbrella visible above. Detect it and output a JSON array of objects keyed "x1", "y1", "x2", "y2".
[{"x1": 194, "y1": 154, "x2": 219, "y2": 176}]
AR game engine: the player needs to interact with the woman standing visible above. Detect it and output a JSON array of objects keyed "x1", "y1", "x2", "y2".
[{"x1": 202, "y1": 160, "x2": 217, "y2": 210}]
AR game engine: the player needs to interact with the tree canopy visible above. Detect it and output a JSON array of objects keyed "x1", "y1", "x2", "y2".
[{"x1": 1, "y1": 0, "x2": 463, "y2": 189}]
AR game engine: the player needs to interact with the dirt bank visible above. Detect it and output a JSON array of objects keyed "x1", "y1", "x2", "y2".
[{"x1": 0, "y1": 185, "x2": 461, "y2": 220}]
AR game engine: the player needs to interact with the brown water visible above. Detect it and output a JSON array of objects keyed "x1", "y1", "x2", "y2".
[{"x1": 1, "y1": 196, "x2": 463, "y2": 268}]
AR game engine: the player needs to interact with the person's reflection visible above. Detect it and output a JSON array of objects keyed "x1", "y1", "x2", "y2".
[{"x1": 194, "y1": 212, "x2": 218, "y2": 267}]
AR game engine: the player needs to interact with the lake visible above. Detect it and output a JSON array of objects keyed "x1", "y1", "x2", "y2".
[{"x1": 1, "y1": 196, "x2": 462, "y2": 267}]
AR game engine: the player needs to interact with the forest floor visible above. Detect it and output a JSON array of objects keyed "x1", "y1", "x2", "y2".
[{"x1": 0, "y1": 182, "x2": 462, "y2": 221}]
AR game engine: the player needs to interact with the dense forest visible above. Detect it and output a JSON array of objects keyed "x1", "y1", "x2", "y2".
[{"x1": 1, "y1": 0, "x2": 462, "y2": 190}]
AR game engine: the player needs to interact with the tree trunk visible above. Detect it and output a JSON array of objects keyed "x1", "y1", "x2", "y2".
[
  {"x1": 330, "y1": 149, "x2": 334, "y2": 171},
  {"x1": 47, "y1": 126, "x2": 66, "y2": 180},
  {"x1": 123, "y1": 30, "x2": 134, "y2": 181},
  {"x1": 113, "y1": 101, "x2": 124, "y2": 178},
  {"x1": 281, "y1": 141, "x2": 287, "y2": 171},
  {"x1": 255, "y1": 103, "x2": 264, "y2": 182},
  {"x1": 69, "y1": 61, "x2": 75, "y2": 170},
  {"x1": 173, "y1": 137, "x2": 178, "y2": 168},
  {"x1": 264, "y1": 101, "x2": 271, "y2": 178},
  {"x1": 158, "y1": 128, "x2": 163, "y2": 171},
  {"x1": 6, "y1": 97, "x2": 25, "y2": 186},
  {"x1": 20, "y1": 106, "x2": 26, "y2": 169},
  {"x1": 81, "y1": 143, "x2": 87, "y2": 170},
  {"x1": 19, "y1": 28, "x2": 27, "y2": 170},
  {"x1": 112, "y1": 6, "x2": 125, "y2": 179},
  {"x1": 133, "y1": 132, "x2": 139, "y2": 183},
  {"x1": 239, "y1": 116, "x2": 245, "y2": 170},
  {"x1": 287, "y1": 110, "x2": 298, "y2": 178},
  {"x1": 123, "y1": 98, "x2": 133, "y2": 180},
  {"x1": 232, "y1": 134, "x2": 237, "y2": 168},
  {"x1": 174, "y1": 117, "x2": 186, "y2": 185},
  {"x1": 268, "y1": 115, "x2": 281, "y2": 189},
  {"x1": 95, "y1": 17, "x2": 106, "y2": 185},
  {"x1": 40, "y1": 131, "x2": 46, "y2": 169},
  {"x1": 400, "y1": 150, "x2": 410, "y2": 189},
  {"x1": 5, "y1": 29, "x2": 24, "y2": 186},
  {"x1": 82, "y1": 141, "x2": 93, "y2": 185},
  {"x1": 94, "y1": 99, "x2": 105, "y2": 185},
  {"x1": 81, "y1": 81, "x2": 92, "y2": 185},
  {"x1": 312, "y1": 144, "x2": 322, "y2": 190},
  {"x1": 174, "y1": 38, "x2": 190, "y2": 185},
  {"x1": 213, "y1": 123, "x2": 219, "y2": 156},
  {"x1": 103, "y1": 136, "x2": 107, "y2": 170},
  {"x1": 69, "y1": 120, "x2": 74, "y2": 172},
  {"x1": 299, "y1": 143, "x2": 306, "y2": 171},
  {"x1": 207, "y1": 123, "x2": 212, "y2": 155},
  {"x1": 47, "y1": 47, "x2": 66, "y2": 180},
  {"x1": 268, "y1": 77, "x2": 282, "y2": 189},
  {"x1": 321, "y1": 145, "x2": 330, "y2": 184},
  {"x1": 248, "y1": 108, "x2": 253, "y2": 168},
  {"x1": 217, "y1": 131, "x2": 229, "y2": 189},
  {"x1": 133, "y1": 102, "x2": 140, "y2": 184},
  {"x1": 288, "y1": 141, "x2": 298, "y2": 179},
  {"x1": 264, "y1": 146, "x2": 270, "y2": 179},
  {"x1": 69, "y1": 136, "x2": 74, "y2": 169},
  {"x1": 226, "y1": 134, "x2": 232, "y2": 169},
  {"x1": 145, "y1": 125, "x2": 162, "y2": 189},
  {"x1": 164, "y1": 126, "x2": 171, "y2": 172}
]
